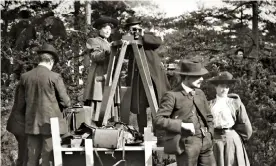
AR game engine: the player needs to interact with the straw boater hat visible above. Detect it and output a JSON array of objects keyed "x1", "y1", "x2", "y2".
[
  {"x1": 173, "y1": 59, "x2": 209, "y2": 76},
  {"x1": 93, "y1": 16, "x2": 118, "y2": 30},
  {"x1": 208, "y1": 71, "x2": 237, "y2": 85},
  {"x1": 37, "y1": 43, "x2": 59, "y2": 62}
]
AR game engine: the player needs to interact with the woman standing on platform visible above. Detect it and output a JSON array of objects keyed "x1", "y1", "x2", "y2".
[
  {"x1": 83, "y1": 16, "x2": 118, "y2": 118},
  {"x1": 208, "y1": 71, "x2": 252, "y2": 166}
]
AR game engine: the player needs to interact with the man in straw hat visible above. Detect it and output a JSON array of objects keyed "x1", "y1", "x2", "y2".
[
  {"x1": 16, "y1": 43, "x2": 71, "y2": 166},
  {"x1": 154, "y1": 59, "x2": 216, "y2": 166},
  {"x1": 208, "y1": 71, "x2": 252, "y2": 166}
]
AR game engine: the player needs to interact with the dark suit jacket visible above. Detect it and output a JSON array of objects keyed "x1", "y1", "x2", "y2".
[
  {"x1": 154, "y1": 84, "x2": 214, "y2": 139},
  {"x1": 19, "y1": 65, "x2": 71, "y2": 135}
]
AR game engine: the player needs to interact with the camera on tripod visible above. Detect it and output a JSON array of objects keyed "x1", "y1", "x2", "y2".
[
  {"x1": 129, "y1": 27, "x2": 143, "y2": 40},
  {"x1": 120, "y1": 27, "x2": 143, "y2": 42}
]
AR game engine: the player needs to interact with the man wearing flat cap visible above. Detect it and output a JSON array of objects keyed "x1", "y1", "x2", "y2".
[
  {"x1": 154, "y1": 60, "x2": 216, "y2": 166},
  {"x1": 16, "y1": 43, "x2": 71, "y2": 166},
  {"x1": 123, "y1": 17, "x2": 171, "y2": 134}
]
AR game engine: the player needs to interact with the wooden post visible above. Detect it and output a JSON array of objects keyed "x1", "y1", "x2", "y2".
[
  {"x1": 50, "y1": 117, "x2": 63, "y2": 166},
  {"x1": 252, "y1": 1, "x2": 259, "y2": 57},
  {"x1": 144, "y1": 127, "x2": 153, "y2": 166},
  {"x1": 85, "y1": 139, "x2": 94, "y2": 166},
  {"x1": 85, "y1": 1, "x2": 92, "y2": 34}
]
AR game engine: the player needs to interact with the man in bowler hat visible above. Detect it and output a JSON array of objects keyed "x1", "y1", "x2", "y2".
[
  {"x1": 154, "y1": 60, "x2": 216, "y2": 166},
  {"x1": 17, "y1": 43, "x2": 71, "y2": 166}
]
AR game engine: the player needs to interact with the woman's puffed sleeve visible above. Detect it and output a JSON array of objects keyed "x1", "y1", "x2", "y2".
[
  {"x1": 86, "y1": 38, "x2": 107, "y2": 62},
  {"x1": 233, "y1": 102, "x2": 253, "y2": 141}
]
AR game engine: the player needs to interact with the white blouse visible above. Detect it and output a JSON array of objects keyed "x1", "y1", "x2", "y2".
[{"x1": 211, "y1": 95, "x2": 235, "y2": 128}]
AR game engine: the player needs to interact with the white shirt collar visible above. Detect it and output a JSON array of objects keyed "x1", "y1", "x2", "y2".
[
  {"x1": 181, "y1": 82, "x2": 193, "y2": 94},
  {"x1": 216, "y1": 95, "x2": 228, "y2": 101}
]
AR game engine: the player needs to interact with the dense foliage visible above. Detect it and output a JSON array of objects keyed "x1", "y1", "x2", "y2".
[{"x1": 1, "y1": 1, "x2": 276, "y2": 166}]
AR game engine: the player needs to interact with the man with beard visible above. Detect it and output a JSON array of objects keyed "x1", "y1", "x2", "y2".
[{"x1": 154, "y1": 59, "x2": 216, "y2": 166}]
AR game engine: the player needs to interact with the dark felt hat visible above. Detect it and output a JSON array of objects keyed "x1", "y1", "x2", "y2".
[
  {"x1": 173, "y1": 60, "x2": 209, "y2": 76},
  {"x1": 208, "y1": 71, "x2": 237, "y2": 84},
  {"x1": 37, "y1": 44, "x2": 59, "y2": 62},
  {"x1": 19, "y1": 10, "x2": 31, "y2": 19},
  {"x1": 125, "y1": 17, "x2": 141, "y2": 27},
  {"x1": 93, "y1": 16, "x2": 118, "y2": 29}
]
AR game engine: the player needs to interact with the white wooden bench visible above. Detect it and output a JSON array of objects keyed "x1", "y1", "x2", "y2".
[{"x1": 50, "y1": 117, "x2": 166, "y2": 166}]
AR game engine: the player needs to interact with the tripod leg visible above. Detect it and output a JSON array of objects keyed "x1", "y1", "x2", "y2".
[
  {"x1": 120, "y1": 58, "x2": 135, "y2": 124},
  {"x1": 99, "y1": 42, "x2": 129, "y2": 126},
  {"x1": 131, "y1": 44, "x2": 158, "y2": 117},
  {"x1": 105, "y1": 46, "x2": 117, "y2": 86},
  {"x1": 91, "y1": 47, "x2": 117, "y2": 123}
]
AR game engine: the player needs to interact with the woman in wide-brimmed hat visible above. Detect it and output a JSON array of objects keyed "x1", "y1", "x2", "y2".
[
  {"x1": 208, "y1": 71, "x2": 252, "y2": 166},
  {"x1": 83, "y1": 16, "x2": 118, "y2": 116}
]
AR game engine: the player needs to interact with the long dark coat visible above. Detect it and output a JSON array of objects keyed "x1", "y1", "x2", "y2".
[
  {"x1": 19, "y1": 65, "x2": 71, "y2": 135},
  {"x1": 128, "y1": 33, "x2": 171, "y2": 114},
  {"x1": 83, "y1": 36, "x2": 111, "y2": 101},
  {"x1": 6, "y1": 84, "x2": 25, "y2": 136}
]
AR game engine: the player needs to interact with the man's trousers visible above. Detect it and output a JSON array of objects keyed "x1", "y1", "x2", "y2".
[
  {"x1": 176, "y1": 133, "x2": 216, "y2": 166},
  {"x1": 27, "y1": 134, "x2": 53, "y2": 166},
  {"x1": 14, "y1": 134, "x2": 28, "y2": 166}
]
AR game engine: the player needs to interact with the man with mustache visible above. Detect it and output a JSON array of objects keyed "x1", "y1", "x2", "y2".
[{"x1": 154, "y1": 59, "x2": 216, "y2": 166}]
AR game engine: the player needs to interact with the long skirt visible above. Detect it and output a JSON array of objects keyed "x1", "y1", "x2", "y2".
[{"x1": 213, "y1": 129, "x2": 250, "y2": 166}]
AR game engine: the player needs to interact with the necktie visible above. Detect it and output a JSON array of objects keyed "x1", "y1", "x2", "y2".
[{"x1": 189, "y1": 91, "x2": 195, "y2": 96}]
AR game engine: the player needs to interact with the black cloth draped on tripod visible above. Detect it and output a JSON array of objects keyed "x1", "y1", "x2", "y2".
[{"x1": 125, "y1": 32, "x2": 171, "y2": 132}]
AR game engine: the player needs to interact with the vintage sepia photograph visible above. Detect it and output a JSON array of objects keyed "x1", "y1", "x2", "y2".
[{"x1": 1, "y1": 0, "x2": 276, "y2": 166}]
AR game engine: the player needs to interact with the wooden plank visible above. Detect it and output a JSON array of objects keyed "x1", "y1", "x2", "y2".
[
  {"x1": 131, "y1": 44, "x2": 158, "y2": 117},
  {"x1": 60, "y1": 145, "x2": 164, "y2": 152},
  {"x1": 144, "y1": 127, "x2": 153, "y2": 166},
  {"x1": 90, "y1": 102, "x2": 95, "y2": 121},
  {"x1": 85, "y1": 139, "x2": 94, "y2": 166},
  {"x1": 50, "y1": 117, "x2": 63, "y2": 166},
  {"x1": 167, "y1": 162, "x2": 177, "y2": 166},
  {"x1": 60, "y1": 147, "x2": 85, "y2": 151},
  {"x1": 105, "y1": 46, "x2": 117, "y2": 86},
  {"x1": 93, "y1": 102, "x2": 101, "y2": 121},
  {"x1": 100, "y1": 42, "x2": 129, "y2": 126}
]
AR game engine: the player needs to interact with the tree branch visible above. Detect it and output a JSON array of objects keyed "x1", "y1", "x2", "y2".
[
  {"x1": 229, "y1": 1, "x2": 253, "y2": 13},
  {"x1": 192, "y1": 48, "x2": 222, "y2": 53}
]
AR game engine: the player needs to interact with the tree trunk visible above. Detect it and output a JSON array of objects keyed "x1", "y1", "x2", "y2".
[
  {"x1": 85, "y1": 1, "x2": 92, "y2": 34},
  {"x1": 73, "y1": 1, "x2": 81, "y2": 85},
  {"x1": 252, "y1": 1, "x2": 259, "y2": 57},
  {"x1": 74, "y1": 1, "x2": 81, "y2": 30}
]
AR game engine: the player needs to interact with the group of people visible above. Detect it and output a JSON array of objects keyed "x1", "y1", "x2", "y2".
[
  {"x1": 6, "y1": 15, "x2": 252, "y2": 166},
  {"x1": 155, "y1": 60, "x2": 252, "y2": 166}
]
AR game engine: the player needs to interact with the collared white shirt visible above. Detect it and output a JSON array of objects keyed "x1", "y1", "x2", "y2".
[
  {"x1": 181, "y1": 82, "x2": 193, "y2": 94},
  {"x1": 211, "y1": 95, "x2": 235, "y2": 128}
]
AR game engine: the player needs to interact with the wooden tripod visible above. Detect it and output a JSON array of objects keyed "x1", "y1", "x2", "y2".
[{"x1": 96, "y1": 36, "x2": 158, "y2": 126}]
